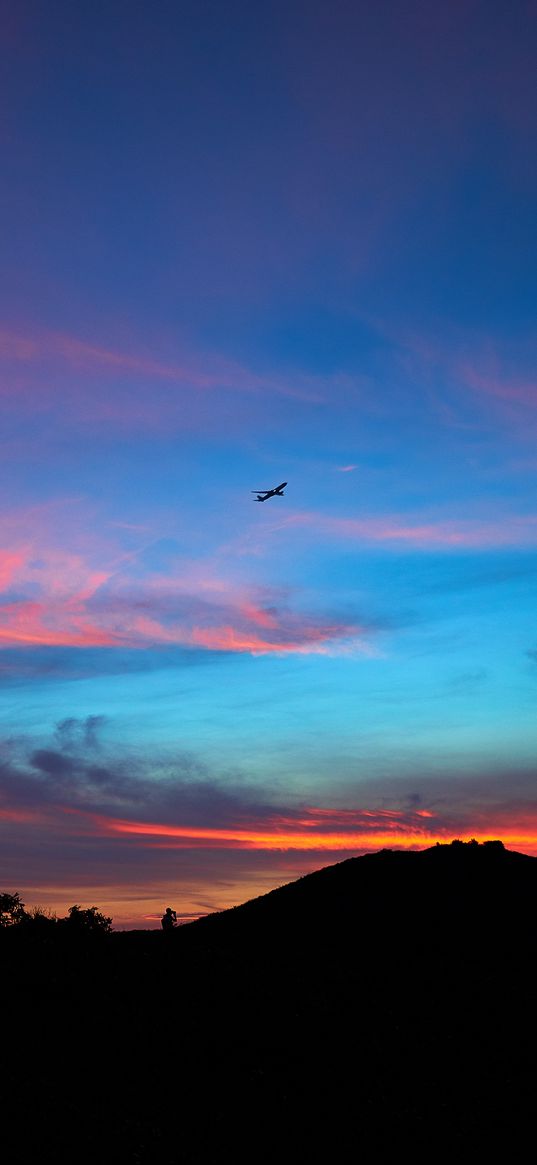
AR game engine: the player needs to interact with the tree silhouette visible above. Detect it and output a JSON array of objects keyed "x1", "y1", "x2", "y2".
[
  {"x1": 62, "y1": 904, "x2": 112, "y2": 933},
  {"x1": 0, "y1": 892, "x2": 27, "y2": 926},
  {"x1": 0, "y1": 894, "x2": 113, "y2": 933}
]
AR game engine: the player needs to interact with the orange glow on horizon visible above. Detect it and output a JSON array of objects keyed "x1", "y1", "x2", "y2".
[{"x1": 91, "y1": 813, "x2": 537, "y2": 855}]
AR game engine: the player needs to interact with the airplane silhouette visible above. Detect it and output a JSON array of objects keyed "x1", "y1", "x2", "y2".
[{"x1": 251, "y1": 481, "x2": 287, "y2": 502}]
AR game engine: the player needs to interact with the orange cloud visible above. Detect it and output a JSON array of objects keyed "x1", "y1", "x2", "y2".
[
  {"x1": 0, "y1": 600, "x2": 121, "y2": 647},
  {"x1": 188, "y1": 623, "x2": 367, "y2": 656},
  {"x1": 0, "y1": 522, "x2": 369, "y2": 655},
  {"x1": 86, "y1": 808, "x2": 537, "y2": 856},
  {"x1": 4, "y1": 798, "x2": 537, "y2": 927}
]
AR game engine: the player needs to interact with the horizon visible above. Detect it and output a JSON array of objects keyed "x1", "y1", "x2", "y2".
[
  {"x1": 6, "y1": 835, "x2": 534, "y2": 931},
  {"x1": 1, "y1": 2, "x2": 537, "y2": 928}
]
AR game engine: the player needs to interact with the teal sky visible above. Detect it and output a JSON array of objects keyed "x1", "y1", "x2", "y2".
[{"x1": 1, "y1": 1, "x2": 537, "y2": 925}]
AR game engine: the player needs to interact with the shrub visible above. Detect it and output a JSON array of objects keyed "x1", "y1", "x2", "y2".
[
  {"x1": 62, "y1": 904, "x2": 112, "y2": 933},
  {"x1": 22, "y1": 906, "x2": 58, "y2": 930},
  {"x1": 0, "y1": 892, "x2": 27, "y2": 927}
]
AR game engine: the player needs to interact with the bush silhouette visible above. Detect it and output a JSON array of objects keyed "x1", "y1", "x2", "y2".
[
  {"x1": 22, "y1": 906, "x2": 58, "y2": 931},
  {"x1": 1, "y1": 894, "x2": 113, "y2": 934},
  {"x1": 62, "y1": 904, "x2": 112, "y2": 933},
  {"x1": 0, "y1": 892, "x2": 27, "y2": 926}
]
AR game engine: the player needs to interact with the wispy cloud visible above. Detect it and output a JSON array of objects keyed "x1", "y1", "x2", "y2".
[
  {"x1": 4, "y1": 728, "x2": 537, "y2": 825},
  {"x1": 0, "y1": 508, "x2": 374, "y2": 655},
  {"x1": 2, "y1": 737, "x2": 537, "y2": 856},
  {"x1": 369, "y1": 316, "x2": 537, "y2": 431},
  {"x1": 92, "y1": 807, "x2": 447, "y2": 851},
  {"x1": 3, "y1": 733, "x2": 537, "y2": 925},
  {"x1": 0, "y1": 582, "x2": 370, "y2": 655},
  {"x1": 0, "y1": 551, "x2": 26, "y2": 590},
  {"x1": 279, "y1": 509, "x2": 537, "y2": 550},
  {"x1": 458, "y1": 362, "x2": 537, "y2": 409},
  {"x1": 1, "y1": 492, "x2": 533, "y2": 659},
  {"x1": 0, "y1": 324, "x2": 326, "y2": 426}
]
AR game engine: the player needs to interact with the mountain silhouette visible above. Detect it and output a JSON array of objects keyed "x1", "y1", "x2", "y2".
[
  {"x1": 188, "y1": 836, "x2": 535, "y2": 940},
  {"x1": 2, "y1": 840, "x2": 536, "y2": 1163}
]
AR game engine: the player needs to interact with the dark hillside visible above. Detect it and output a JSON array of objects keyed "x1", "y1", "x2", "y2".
[
  {"x1": 189, "y1": 836, "x2": 536, "y2": 938},
  {"x1": 2, "y1": 841, "x2": 536, "y2": 1163}
]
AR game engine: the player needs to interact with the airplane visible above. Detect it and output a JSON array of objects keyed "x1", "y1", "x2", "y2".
[{"x1": 251, "y1": 481, "x2": 287, "y2": 502}]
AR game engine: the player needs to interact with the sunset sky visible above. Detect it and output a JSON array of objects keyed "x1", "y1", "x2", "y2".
[{"x1": 1, "y1": 1, "x2": 537, "y2": 926}]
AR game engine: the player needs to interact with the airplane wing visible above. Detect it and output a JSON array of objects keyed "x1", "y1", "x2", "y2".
[{"x1": 251, "y1": 490, "x2": 271, "y2": 493}]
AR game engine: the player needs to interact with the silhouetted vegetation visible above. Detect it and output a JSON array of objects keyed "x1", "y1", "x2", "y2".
[
  {"x1": 61, "y1": 903, "x2": 113, "y2": 933},
  {"x1": 0, "y1": 895, "x2": 112, "y2": 935},
  {"x1": 2, "y1": 841, "x2": 536, "y2": 1163},
  {"x1": 0, "y1": 891, "x2": 26, "y2": 926}
]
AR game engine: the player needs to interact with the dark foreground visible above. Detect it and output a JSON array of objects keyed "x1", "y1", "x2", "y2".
[{"x1": 3, "y1": 841, "x2": 536, "y2": 1162}]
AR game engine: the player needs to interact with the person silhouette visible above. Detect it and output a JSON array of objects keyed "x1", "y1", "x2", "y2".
[{"x1": 161, "y1": 907, "x2": 177, "y2": 931}]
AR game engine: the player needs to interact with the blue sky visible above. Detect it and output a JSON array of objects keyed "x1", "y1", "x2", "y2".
[{"x1": 1, "y1": 0, "x2": 536, "y2": 924}]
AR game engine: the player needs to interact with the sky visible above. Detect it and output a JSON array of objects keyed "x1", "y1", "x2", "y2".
[{"x1": 1, "y1": 0, "x2": 537, "y2": 927}]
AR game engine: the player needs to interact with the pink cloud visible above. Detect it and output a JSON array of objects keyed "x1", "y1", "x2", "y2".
[
  {"x1": 2, "y1": 491, "x2": 535, "y2": 657},
  {"x1": 237, "y1": 601, "x2": 280, "y2": 630},
  {"x1": 0, "y1": 514, "x2": 372, "y2": 655},
  {"x1": 457, "y1": 362, "x2": 537, "y2": 408},
  {"x1": 0, "y1": 326, "x2": 229, "y2": 389},
  {"x1": 281, "y1": 509, "x2": 537, "y2": 549},
  {"x1": 377, "y1": 317, "x2": 537, "y2": 423},
  {"x1": 0, "y1": 600, "x2": 121, "y2": 647},
  {"x1": 0, "y1": 807, "x2": 42, "y2": 824},
  {"x1": 0, "y1": 324, "x2": 325, "y2": 420},
  {"x1": 0, "y1": 550, "x2": 27, "y2": 592},
  {"x1": 187, "y1": 622, "x2": 365, "y2": 656}
]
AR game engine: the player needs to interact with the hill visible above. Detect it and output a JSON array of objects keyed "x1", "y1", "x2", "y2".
[
  {"x1": 189, "y1": 835, "x2": 536, "y2": 936},
  {"x1": 2, "y1": 840, "x2": 536, "y2": 1162}
]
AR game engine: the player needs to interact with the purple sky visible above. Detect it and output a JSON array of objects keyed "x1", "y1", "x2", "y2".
[{"x1": 1, "y1": 1, "x2": 537, "y2": 926}]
